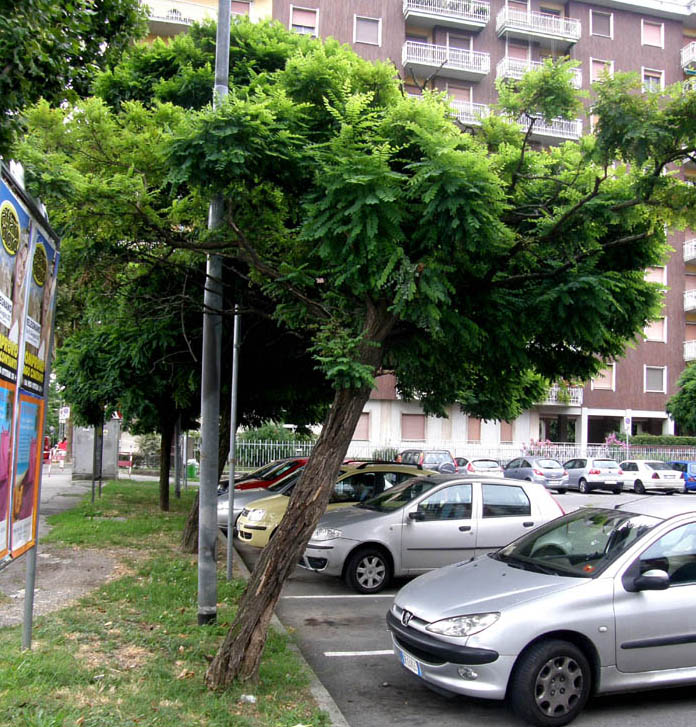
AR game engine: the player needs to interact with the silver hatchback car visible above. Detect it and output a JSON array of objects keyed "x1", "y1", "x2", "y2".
[
  {"x1": 388, "y1": 502, "x2": 696, "y2": 726},
  {"x1": 563, "y1": 457, "x2": 623, "y2": 494},
  {"x1": 299, "y1": 475, "x2": 564, "y2": 593},
  {"x1": 503, "y1": 456, "x2": 568, "y2": 491}
]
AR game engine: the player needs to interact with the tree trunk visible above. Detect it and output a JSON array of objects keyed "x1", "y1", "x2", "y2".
[
  {"x1": 206, "y1": 304, "x2": 394, "y2": 688},
  {"x1": 159, "y1": 420, "x2": 174, "y2": 512},
  {"x1": 181, "y1": 491, "x2": 200, "y2": 553}
]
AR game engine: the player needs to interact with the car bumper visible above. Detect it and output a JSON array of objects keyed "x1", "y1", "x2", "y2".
[
  {"x1": 582, "y1": 477, "x2": 623, "y2": 491},
  {"x1": 538, "y1": 476, "x2": 568, "y2": 488},
  {"x1": 236, "y1": 520, "x2": 273, "y2": 547},
  {"x1": 298, "y1": 538, "x2": 355, "y2": 577},
  {"x1": 386, "y1": 611, "x2": 511, "y2": 700},
  {"x1": 641, "y1": 479, "x2": 684, "y2": 491}
]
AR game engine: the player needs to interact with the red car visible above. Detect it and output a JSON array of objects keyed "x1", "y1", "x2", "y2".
[{"x1": 226, "y1": 457, "x2": 308, "y2": 492}]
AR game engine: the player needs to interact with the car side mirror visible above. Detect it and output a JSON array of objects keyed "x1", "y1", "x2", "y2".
[
  {"x1": 409, "y1": 510, "x2": 425, "y2": 522},
  {"x1": 626, "y1": 568, "x2": 670, "y2": 592}
]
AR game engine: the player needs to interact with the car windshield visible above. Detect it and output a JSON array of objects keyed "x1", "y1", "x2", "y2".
[
  {"x1": 490, "y1": 508, "x2": 660, "y2": 578},
  {"x1": 267, "y1": 470, "x2": 303, "y2": 493},
  {"x1": 357, "y1": 477, "x2": 439, "y2": 512},
  {"x1": 646, "y1": 461, "x2": 672, "y2": 471},
  {"x1": 537, "y1": 459, "x2": 562, "y2": 468},
  {"x1": 261, "y1": 460, "x2": 299, "y2": 480}
]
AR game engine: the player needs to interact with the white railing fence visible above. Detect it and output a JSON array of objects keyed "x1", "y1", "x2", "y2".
[
  {"x1": 403, "y1": 41, "x2": 491, "y2": 74},
  {"x1": 403, "y1": 0, "x2": 491, "y2": 23},
  {"x1": 496, "y1": 7, "x2": 581, "y2": 40}
]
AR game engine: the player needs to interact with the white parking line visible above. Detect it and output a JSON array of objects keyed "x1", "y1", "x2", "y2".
[
  {"x1": 324, "y1": 649, "x2": 394, "y2": 656},
  {"x1": 281, "y1": 594, "x2": 394, "y2": 599}
]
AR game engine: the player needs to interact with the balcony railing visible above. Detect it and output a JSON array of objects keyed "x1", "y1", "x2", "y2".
[
  {"x1": 449, "y1": 100, "x2": 491, "y2": 125},
  {"x1": 685, "y1": 289, "x2": 696, "y2": 311},
  {"x1": 403, "y1": 0, "x2": 490, "y2": 29},
  {"x1": 681, "y1": 42, "x2": 696, "y2": 71},
  {"x1": 143, "y1": 0, "x2": 217, "y2": 27},
  {"x1": 402, "y1": 41, "x2": 491, "y2": 79},
  {"x1": 541, "y1": 385, "x2": 583, "y2": 406},
  {"x1": 517, "y1": 115, "x2": 582, "y2": 141},
  {"x1": 685, "y1": 238, "x2": 696, "y2": 263},
  {"x1": 685, "y1": 340, "x2": 696, "y2": 362},
  {"x1": 496, "y1": 57, "x2": 582, "y2": 88},
  {"x1": 496, "y1": 7, "x2": 581, "y2": 45}
]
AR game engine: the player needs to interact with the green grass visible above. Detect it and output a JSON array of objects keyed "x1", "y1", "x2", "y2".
[{"x1": 0, "y1": 480, "x2": 329, "y2": 727}]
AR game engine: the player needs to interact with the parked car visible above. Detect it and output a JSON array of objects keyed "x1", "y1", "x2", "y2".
[
  {"x1": 562, "y1": 457, "x2": 623, "y2": 493},
  {"x1": 300, "y1": 475, "x2": 564, "y2": 593},
  {"x1": 619, "y1": 459, "x2": 686, "y2": 494},
  {"x1": 503, "y1": 456, "x2": 568, "y2": 491},
  {"x1": 219, "y1": 457, "x2": 308, "y2": 494},
  {"x1": 388, "y1": 502, "x2": 696, "y2": 726},
  {"x1": 667, "y1": 460, "x2": 696, "y2": 492},
  {"x1": 236, "y1": 463, "x2": 432, "y2": 548},
  {"x1": 454, "y1": 457, "x2": 504, "y2": 477},
  {"x1": 398, "y1": 449, "x2": 456, "y2": 473}
]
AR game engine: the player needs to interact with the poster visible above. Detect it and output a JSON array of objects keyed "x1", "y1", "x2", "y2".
[
  {"x1": 0, "y1": 381, "x2": 14, "y2": 560},
  {"x1": 10, "y1": 393, "x2": 44, "y2": 557}
]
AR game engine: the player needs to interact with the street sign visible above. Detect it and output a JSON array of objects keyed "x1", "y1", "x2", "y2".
[
  {"x1": 624, "y1": 415, "x2": 632, "y2": 433},
  {"x1": 59, "y1": 406, "x2": 70, "y2": 423}
]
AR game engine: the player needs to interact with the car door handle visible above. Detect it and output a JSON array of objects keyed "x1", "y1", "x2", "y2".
[
  {"x1": 523, "y1": 521, "x2": 535, "y2": 528},
  {"x1": 459, "y1": 525, "x2": 471, "y2": 532}
]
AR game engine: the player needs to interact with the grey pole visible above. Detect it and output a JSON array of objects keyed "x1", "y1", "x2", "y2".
[
  {"x1": 198, "y1": 0, "x2": 230, "y2": 626},
  {"x1": 174, "y1": 415, "x2": 181, "y2": 499},
  {"x1": 226, "y1": 305, "x2": 240, "y2": 581}
]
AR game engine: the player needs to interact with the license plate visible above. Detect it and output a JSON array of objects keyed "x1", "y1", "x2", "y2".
[
  {"x1": 400, "y1": 649, "x2": 421, "y2": 676},
  {"x1": 665, "y1": 475, "x2": 676, "y2": 479}
]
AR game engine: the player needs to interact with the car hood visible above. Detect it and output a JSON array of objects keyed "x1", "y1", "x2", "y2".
[
  {"x1": 314, "y1": 505, "x2": 391, "y2": 531},
  {"x1": 217, "y1": 488, "x2": 268, "y2": 510},
  {"x1": 395, "y1": 555, "x2": 581, "y2": 622}
]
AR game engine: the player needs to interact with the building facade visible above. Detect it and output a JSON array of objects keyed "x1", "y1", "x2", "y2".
[{"x1": 142, "y1": 0, "x2": 696, "y2": 453}]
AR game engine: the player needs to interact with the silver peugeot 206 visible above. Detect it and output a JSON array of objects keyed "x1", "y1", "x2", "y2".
[{"x1": 387, "y1": 501, "x2": 696, "y2": 726}]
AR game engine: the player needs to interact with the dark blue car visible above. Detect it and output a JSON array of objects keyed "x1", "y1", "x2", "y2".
[{"x1": 667, "y1": 460, "x2": 696, "y2": 491}]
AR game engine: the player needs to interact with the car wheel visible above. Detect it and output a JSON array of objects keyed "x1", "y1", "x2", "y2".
[
  {"x1": 634, "y1": 480, "x2": 645, "y2": 495},
  {"x1": 612, "y1": 488, "x2": 622, "y2": 495},
  {"x1": 508, "y1": 639, "x2": 591, "y2": 727},
  {"x1": 578, "y1": 479, "x2": 589, "y2": 494},
  {"x1": 344, "y1": 547, "x2": 392, "y2": 594},
  {"x1": 556, "y1": 488, "x2": 567, "y2": 495}
]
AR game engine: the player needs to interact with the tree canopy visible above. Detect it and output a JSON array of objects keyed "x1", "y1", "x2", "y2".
[{"x1": 667, "y1": 365, "x2": 696, "y2": 435}]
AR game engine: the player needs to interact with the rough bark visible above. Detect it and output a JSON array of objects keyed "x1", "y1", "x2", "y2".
[
  {"x1": 159, "y1": 420, "x2": 174, "y2": 512},
  {"x1": 181, "y1": 491, "x2": 200, "y2": 553},
  {"x1": 205, "y1": 304, "x2": 394, "y2": 688}
]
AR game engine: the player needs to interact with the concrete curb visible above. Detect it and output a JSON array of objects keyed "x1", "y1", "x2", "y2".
[{"x1": 231, "y1": 547, "x2": 352, "y2": 727}]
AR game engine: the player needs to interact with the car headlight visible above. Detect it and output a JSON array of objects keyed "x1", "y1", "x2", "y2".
[
  {"x1": 425, "y1": 612, "x2": 500, "y2": 637},
  {"x1": 245, "y1": 509, "x2": 266, "y2": 522},
  {"x1": 311, "y1": 527, "x2": 343, "y2": 541}
]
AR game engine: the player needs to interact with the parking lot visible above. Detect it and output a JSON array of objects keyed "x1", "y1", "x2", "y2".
[{"x1": 235, "y1": 490, "x2": 696, "y2": 727}]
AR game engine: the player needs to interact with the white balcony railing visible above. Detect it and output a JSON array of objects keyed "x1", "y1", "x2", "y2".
[
  {"x1": 143, "y1": 0, "x2": 217, "y2": 26},
  {"x1": 684, "y1": 238, "x2": 696, "y2": 263},
  {"x1": 496, "y1": 7, "x2": 581, "y2": 43},
  {"x1": 685, "y1": 289, "x2": 696, "y2": 311},
  {"x1": 685, "y1": 340, "x2": 696, "y2": 361},
  {"x1": 542, "y1": 385, "x2": 583, "y2": 406},
  {"x1": 496, "y1": 57, "x2": 582, "y2": 88},
  {"x1": 449, "y1": 100, "x2": 491, "y2": 125},
  {"x1": 402, "y1": 41, "x2": 491, "y2": 76},
  {"x1": 681, "y1": 42, "x2": 696, "y2": 70},
  {"x1": 403, "y1": 0, "x2": 490, "y2": 26},
  {"x1": 517, "y1": 115, "x2": 582, "y2": 140}
]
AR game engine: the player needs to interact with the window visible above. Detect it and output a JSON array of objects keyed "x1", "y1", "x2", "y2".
[
  {"x1": 468, "y1": 417, "x2": 481, "y2": 442},
  {"x1": 353, "y1": 412, "x2": 369, "y2": 441},
  {"x1": 591, "y1": 10, "x2": 612, "y2": 38},
  {"x1": 418, "y1": 484, "x2": 472, "y2": 521},
  {"x1": 290, "y1": 6, "x2": 317, "y2": 36},
  {"x1": 540, "y1": 6, "x2": 561, "y2": 16},
  {"x1": 331, "y1": 473, "x2": 384, "y2": 503},
  {"x1": 645, "y1": 266, "x2": 666, "y2": 285},
  {"x1": 644, "y1": 317, "x2": 666, "y2": 342},
  {"x1": 448, "y1": 33, "x2": 472, "y2": 50},
  {"x1": 231, "y1": 1, "x2": 250, "y2": 15},
  {"x1": 354, "y1": 16, "x2": 381, "y2": 46},
  {"x1": 592, "y1": 363, "x2": 615, "y2": 390},
  {"x1": 642, "y1": 19, "x2": 664, "y2": 48},
  {"x1": 482, "y1": 485, "x2": 531, "y2": 518},
  {"x1": 447, "y1": 83, "x2": 472, "y2": 102},
  {"x1": 500, "y1": 420, "x2": 513, "y2": 443},
  {"x1": 590, "y1": 58, "x2": 613, "y2": 82},
  {"x1": 402, "y1": 413, "x2": 425, "y2": 441},
  {"x1": 637, "y1": 523, "x2": 696, "y2": 585},
  {"x1": 507, "y1": 41, "x2": 529, "y2": 60},
  {"x1": 643, "y1": 67, "x2": 664, "y2": 92},
  {"x1": 645, "y1": 365, "x2": 666, "y2": 393}
]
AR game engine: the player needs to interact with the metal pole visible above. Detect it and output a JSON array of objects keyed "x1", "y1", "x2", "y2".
[
  {"x1": 198, "y1": 0, "x2": 230, "y2": 627},
  {"x1": 226, "y1": 305, "x2": 240, "y2": 581},
  {"x1": 174, "y1": 415, "x2": 181, "y2": 499}
]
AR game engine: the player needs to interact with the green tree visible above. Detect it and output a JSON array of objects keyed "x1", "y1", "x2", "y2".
[
  {"x1": 0, "y1": 0, "x2": 147, "y2": 155},
  {"x1": 667, "y1": 365, "x2": 696, "y2": 434}
]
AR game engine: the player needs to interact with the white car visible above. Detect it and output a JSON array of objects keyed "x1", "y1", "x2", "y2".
[{"x1": 619, "y1": 460, "x2": 686, "y2": 494}]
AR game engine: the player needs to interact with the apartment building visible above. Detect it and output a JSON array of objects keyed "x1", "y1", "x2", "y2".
[{"x1": 142, "y1": 0, "x2": 696, "y2": 450}]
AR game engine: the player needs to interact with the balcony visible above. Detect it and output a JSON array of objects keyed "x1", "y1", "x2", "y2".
[
  {"x1": 403, "y1": 0, "x2": 490, "y2": 32},
  {"x1": 681, "y1": 42, "x2": 696, "y2": 75},
  {"x1": 496, "y1": 7, "x2": 581, "y2": 49},
  {"x1": 541, "y1": 385, "x2": 583, "y2": 406},
  {"x1": 402, "y1": 41, "x2": 490, "y2": 81},
  {"x1": 143, "y1": 0, "x2": 217, "y2": 36},
  {"x1": 449, "y1": 101, "x2": 491, "y2": 125},
  {"x1": 496, "y1": 57, "x2": 582, "y2": 88},
  {"x1": 517, "y1": 115, "x2": 582, "y2": 142},
  {"x1": 685, "y1": 340, "x2": 696, "y2": 362},
  {"x1": 685, "y1": 238, "x2": 696, "y2": 263},
  {"x1": 685, "y1": 289, "x2": 696, "y2": 312}
]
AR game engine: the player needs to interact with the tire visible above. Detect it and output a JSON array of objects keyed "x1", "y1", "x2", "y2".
[
  {"x1": 578, "y1": 479, "x2": 589, "y2": 494},
  {"x1": 612, "y1": 488, "x2": 622, "y2": 495},
  {"x1": 508, "y1": 639, "x2": 591, "y2": 727},
  {"x1": 344, "y1": 547, "x2": 392, "y2": 594},
  {"x1": 634, "y1": 480, "x2": 645, "y2": 495},
  {"x1": 556, "y1": 488, "x2": 567, "y2": 495}
]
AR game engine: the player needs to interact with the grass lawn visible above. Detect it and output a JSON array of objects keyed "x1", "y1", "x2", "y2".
[{"x1": 0, "y1": 480, "x2": 330, "y2": 727}]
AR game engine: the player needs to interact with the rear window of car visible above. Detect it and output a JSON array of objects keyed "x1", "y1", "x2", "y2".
[
  {"x1": 423, "y1": 452, "x2": 453, "y2": 465},
  {"x1": 473, "y1": 460, "x2": 500, "y2": 469},
  {"x1": 646, "y1": 461, "x2": 672, "y2": 471},
  {"x1": 537, "y1": 459, "x2": 562, "y2": 468},
  {"x1": 595, "y1": 460, "x2": 619, "y2": 469}
]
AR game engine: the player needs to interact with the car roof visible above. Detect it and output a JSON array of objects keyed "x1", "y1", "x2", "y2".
[{"x1": 616, "y1": 497, "x2": 696, "y2": 520}]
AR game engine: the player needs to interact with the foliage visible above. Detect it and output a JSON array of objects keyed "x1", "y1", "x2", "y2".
[
  {"x1": 666, "y1": 364, "x2": 696, "y2": 435},
  {"x1": 0, "y1": 0, "x2": 146, "y2": 155},
  {"x1": 372, "y1": 446, "x2": 399, "y2": 461},
  {"x1": 606, "y1": 432, "x2": 696, "y2": 447},
  {"x1": 238, "y1": 422, "x2": 316, "y2": 442}
]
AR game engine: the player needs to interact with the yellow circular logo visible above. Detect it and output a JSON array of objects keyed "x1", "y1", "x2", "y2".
[
  {"x1": 0, "y1": 201, "x2": 20, "y2": 255},
  {"x1": 32, "y1": 243, "x2": 48, "y2": 287}
]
